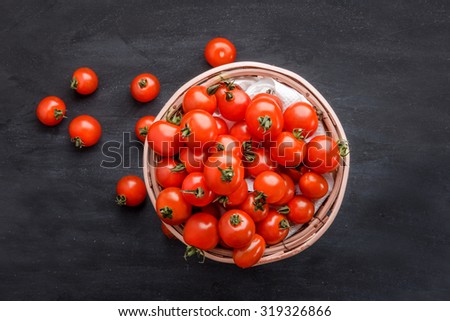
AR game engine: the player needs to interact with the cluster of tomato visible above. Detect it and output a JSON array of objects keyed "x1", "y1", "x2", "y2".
[{"x1": 148, "y1": 78, "x2": 348, "y2": 268}]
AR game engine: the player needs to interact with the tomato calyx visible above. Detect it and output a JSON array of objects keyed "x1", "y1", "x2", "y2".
[
  {"x1": 70, "y1": 77, "x2": 78, "y2": 90},
  {"x1": 115, "y1": 195, "x2": 127, "y2": 206},
  {"x1": 257, "y1": 115, "x2": 272, "y2": 133},
  {"x1": 171, "y1": 163, "x2": 186, "y2": 172},
  {"x1": 138, "y1": 78, "x2": 148, "y2": 89},
  {"x1": 53, "y1": 108, "x2": 66, "y2": 120},
  {"x1": 159, "y1": 206, "x2": 173, "y2": 219},
  {"x1": 252, "y1": 196, "x2": 267, "y2": 212},
  {"x1": 279, "y1": 219, "x2": 290, "y2": 229},
  {"x1": 254, "y1": 191, "x2": 267, "y2": 202},
  {"x1": 218, "y1": 166, "x2": 235, "y2": 182},
  {"x1": 216, "y1": 143, "x2": 225, "y2": 152},
  {"x1": 230, "y1": 213, "x2": 243, "y2": 226},
  {"x1": 184, "y1": 245, "x2": 205, "y2": 263},
  {"x1": 225, "y1": 91, "x2": 234, "y2": 101},
  {"x1": 166, "y1": 110, "x2": 182, "y2": 126},
  {"x1": 338, "y1": 140, "x2": 350, "y2": 157},
  {"x1": 222, "y1": 79, "x2": 236, "y2": 91},
  {"x1": 138, "y1": 126, "x2": 149, "y2": 137},
  {"x1": 71, "y1": 137, "x2": 85, "y2": 148},
  {"x1": 215, "y1": 195, "x2": 229, "y2": 208},
  {"x1": 181, "y1": 187, "x2": 205, "y2": 198},
  {"x1": 277, "y1": 206, "x2": 290, "y2": 215},
  {"x1": 207, "y1": 84, "x2": 220, "y2": 95},
  {"x1": 292, "y1": 128, "x2": 305, "y2": 140},
  {"x1": 180, "y1": 124, "x2": 191, "y2": 138}
]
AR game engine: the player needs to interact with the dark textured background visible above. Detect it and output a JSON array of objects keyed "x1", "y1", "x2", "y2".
[{"x1": 0, "y1": 0, "x2": 449, "y2": 300}]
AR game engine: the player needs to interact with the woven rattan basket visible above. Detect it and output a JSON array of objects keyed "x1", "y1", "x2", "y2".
[{"x1": 143, "y1": 61, "x2": 350, "y2": 265}]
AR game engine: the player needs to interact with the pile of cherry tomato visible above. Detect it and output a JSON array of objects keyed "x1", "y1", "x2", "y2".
[{"x1": 149, "y1": 77, "x2": 349, "y2": 268}]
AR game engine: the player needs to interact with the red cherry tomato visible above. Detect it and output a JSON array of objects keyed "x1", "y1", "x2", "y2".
[
  {"x1": 214, "y1": 116, "x2": 229, "y2": 135},
  {"x1": 181, "y1": 172, "x2": 216, "y2": 207},
  {"x1": 283, "y1": 102, "x2": 318, "y2": 138},
  {"x1": 130, "y1": 73, "x2": 160, "y2": 103},
  {"x1": 71, "y1": 67, "x2": 98, "y2": 95},
  {"x1": 115, "y1": 176, "x2": 146, "y2": 207},
  {"x1": 305, "y1": 135, "x2": 348, "y2": 173},
  {"x1": 179, "y1": 147, "x2": 207, "y2": 173},
  {"x1": 272, "y1": 173, "x2": 295, "y2": 206},
  {"x1": 279, "y1": 165, "x2": 311, "y2": 182},
  {"x1": 243, "y1": 147, "x2": 276, "y2": 178},
  {"x1": 245, "y1": 97, "x2": 283, "y2": 141},
  {"x1": 253, "y1": 92, "x2": 283, "y2": 109},
  {"x1": 271, "y1": 131, "x2": 306, "y2": 167},
  {"x1": 233, "y1": 234, "x2": 266, "y2": 268},
  {"x1": 239, "y1": 191, "x2": 269, "y2": 223},
  {"x1": 135, "y1": 115, "x2": 155, "y2": 143},
  {"x1": 253, "y1": 171, "x2": 287, "y2": 204},
  {"x1": 183, "y1": 213, "x2": 219, "y2": 250},
  {"x1": 204, "y1": 37, "x2": 236, "y2": 67},
  {"x1": 203, "y1": 152, "x2": 245, "y2": 195},
  {"x1": 68, "y1": 115, "x2": 102, "y2": 148},
  {"x1": 180, "y1": 110, "x2": 218, "y2": 150},
  {"x1": 216, "y1": 84, "x2": 251, "y2": 121},
  {"x1": 282, "y1": 196, "x2": 315, "y2": 224},
  {"x1": 230, "y1": 121, "x2": 253, "y2": 143},
  {"x1": 256, "y1": 210, "x2": 290, "y2": 245},
  {"x1": 147, "y1": 121, "x2": 183, "y2": 157},
  {"x1": 219, "y1": 209, "x2": 255, "y2": 248},
  {"x1": 209, "y1": 134, "x2": 242, "y2": 158},
  {"x1": 155, "y1": 158, "x2": 187, "y2": 188},
  {"x1": 161, "y1": 222, "x2": 174, "y2": 239},
  {"x1": 216, "y1": 179, "x2": 248, "y2": 208},
  {"x1": 36, "y1": 96, "x2": 66, "y2": 126},
  {"x1": 183, "y1": 85, "x2": 217, "y2": 114},
  {"x1": 156, "y1": 187, "x2": 192, "y2": 225},
  {"x1": 299, "y1": 172, "x2": 328, "y2": 199}
]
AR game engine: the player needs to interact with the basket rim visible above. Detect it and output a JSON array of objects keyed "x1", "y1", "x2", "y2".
[{"x1": 143, "y1": 61, "x2": 350, "y2": 265}]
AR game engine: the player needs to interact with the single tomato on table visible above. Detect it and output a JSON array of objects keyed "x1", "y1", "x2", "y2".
[
  {"x1": 36, "y1": 96, "x2": 66, "y2": 126},
  {"x1": 130, "y1": 73, "x2": 160, "y2": 103},
  {"x1": 204, "y1": 37, "x2": 236, "y2": 67},
  {"x1": 115, "y1": 175, "x2": 146, "y2": 207},
  {"x1": 71, "y1": 67, "x2": 98, "y2": 95},
  {"x1": 68, "y1": 115, "x2": 102, "y2": 148}
]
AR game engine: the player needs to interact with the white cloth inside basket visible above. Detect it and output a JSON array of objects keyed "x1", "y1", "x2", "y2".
[{"x1": 214, "y1": 77, "x2": 335, "y2": 238}]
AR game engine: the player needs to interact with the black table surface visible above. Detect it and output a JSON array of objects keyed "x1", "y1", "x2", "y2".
[{"x1": 1, "y1": 0, "x2": 449, "y2": 300}]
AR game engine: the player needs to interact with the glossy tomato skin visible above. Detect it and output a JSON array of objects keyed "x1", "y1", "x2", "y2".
[
  {"x1": 272, "y1": 173, "x2": 295, "y2": 206},
  {"x1": 36, "y1": 96, "x2": 66, "y2": 126},
  {"x1": 204, "y1": 37, "x2": 236, "y2": 67},
  {"x1": 179, "y1": 147, "x2": 207, "y2": 173},
  {"x1": 217, "y1": 179, "x2": 248, "y2": 208},
  {"x1": 285, "y1": 196, "x2": 315, "y2": 224},
  {"x1": 214, "y1": 116, "x2": 229, "y2": 135},
  {"x1": 253, "y1": 171, "x2": 287, "y2": 204},
  {"x1": 203, "y1": 152, "x2": 245, "y2": 195},
  {"x1": 68, "y1": 115, "x2": 102, "y2": 148},
  {"x1": 181, "y1": 172, "x2": 216, "y2": 207},
  {"x1": 244, "y1": 147, "x2": 277, "y2": 178},
  {"x1": 182, "y1": 86, "x2": 217, "y2": 114},
  {"x1": 239, "y1": 191, "x2": 269, "y2": 223},
  {"x1": 135, "y1": 115, "x2": 155, "y2": 143},
  {"x1": 299, "y1": 172, "x2": 328, "y2": 199},
  {"x1": 71, "y1": 67, "x2": 98, "y2": 95},
  {"x1": 155, "y1": 158, "x2": 187, "y2": 188},
  {"x1": 216, "y1": 85, "x2": 251, "y2": 121},
  {"x1": 180, "y1": 110, "x2": 218, "y2": 151},
  {"x1": 271, "y1": 131, "x2": 306, "y2": 167},
  {"x1": 183, "y1": 213, "x2": 219, "y2": 250},
  {"x1": 209, "y1": 135, "x2": 242, "y2": 158},
  {"x1": 256, "y1": 210, "x2": 290, "y2": 245},
  {"x1": 253, "y1": 93, "x2": 283, "y2": 109},
  {"x1": 219, "y1": 209, "x2": 255, "y2": 248},
  {"x1": 233, "y1": 234, "x2": 266, "y2": 268},
  {"x1": 147, "y1": 121, "x2": 183, "y2": 157},
  {"x1": 283, "y1": 102, "x2": 318, "y2": 138},
  {"x1": 156, "y1": 187, "x2": 192, "y2": 225},
  {"x1": 130, "y1": 73, "x2": 160, "y2": 103},
  {"x1": 230, "y1": 121, "x2": 253, "y2": 144},
  {"x1": 116, "y1": 176, "x2": 146, "y2": 207},
  {"x1": 305, "y1": 135, "x2": 342, "y2": 173},
  {"x1": 245, "y1": 97, "x2": 284, "y2": 141}
]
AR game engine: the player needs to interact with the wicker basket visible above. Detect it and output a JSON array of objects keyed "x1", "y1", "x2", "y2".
[{"x1": 143, "y1": 61, "x2": 350, "y2": 265}]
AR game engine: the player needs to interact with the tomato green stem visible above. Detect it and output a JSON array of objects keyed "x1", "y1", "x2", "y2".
[
  {"x1": 215, "y1": 195, "x2": 229, "y2": 208},
  {"x1": 257, "y1": 115, "x2": 272, "y2": 133},
  {"x1": 225, "y1": 91, "x2": 234, "y2": 101},
  {"x1": 207, "y1": 84, "x2": 220, "y2": 95},
  {"x1": 181, "y1": 124, "x2": 191, "y2": 138},
  {"x1": 265, "y1": 88, "x2": 274, "y2": 95},
  {"x1": 338, "y1": 140, "x2": 350, "y2": 157},
  {"x1": 160, "y1": 206, "x2": 173, "y2": 219},
  {"x1": 218, "y1": 166, "x2": 234, "y2": 182},
  {"x1": 230, "y1": 214, "x2": 243, "y2": 226},
  {"x1": 171, "y1": 163, "x2": 186, "y2": 172},
  {"x1": 277, "y1": 206, "x2": 290, "y2": 215},
  {"x1": 138, "y1": 78, "x2": 148, "y2": 88},
  {"x1": 166, "y1": 110, "x2": 182, "y2": 126},
  {"x1": 71, "y1": 137, "x2": 85, "y2": 148},
  {"x1": 115, "y1": 195, "x2": 127, "y2": 206},
  {"x1": 53, "y1": 108, "x2": 65, "y2": 120},
  {"x1": 138, "y1": 126, "x2": 149, "y2": 137},
  {"x1": 70, "y1": 77, "x2": 78, "y2": 90},
  {"x1": 222, "y1": 79, "x2": 236, "y2": 91},
  {"x1": 252, "y1": 196, "x2": 266, "y2": 212},
  {"x1": 254, "y1": 191, "x2": 267, "y2": 202},
  {"x1": 181, "y1": 187, "x2": 204, "y2": 198},
  {"x1": 279, "y1": 219, "x2": 290, "y2": 229},
  {"x1": 292, "y1": 128, "x2": 304, "y2": 140},
  {"x1": 184, "y1": 245, "x2": 205, "y2": 263},
  {"x1": 216, "y1": 143, "x2": 225, "y2": 152}
]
